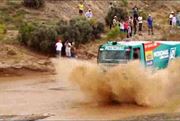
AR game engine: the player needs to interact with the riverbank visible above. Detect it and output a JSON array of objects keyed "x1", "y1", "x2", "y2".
[{"x1": 0, "y1": 43, "x2": 55, "y2": 77}]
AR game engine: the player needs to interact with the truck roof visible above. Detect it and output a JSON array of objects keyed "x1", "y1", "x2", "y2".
[{"x1": 117, "y1": 41, "x2": 180, "y2": 46}]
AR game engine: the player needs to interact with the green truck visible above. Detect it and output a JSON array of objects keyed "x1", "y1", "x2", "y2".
[{"x1": 98, "y1": 41, "x2": 180, "y2": 69}]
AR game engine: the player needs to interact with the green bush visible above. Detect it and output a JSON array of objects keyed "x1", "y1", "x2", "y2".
[
  {"x1": 139, "y1": 10, "x2": 148, "y2": 20},
  {"x1": 90, "y1": 19, "x2": 105, "y2": 39},
  {"x1": 107, "y1": 26, "x2": 126, "y2": 40},
  {"x1": 121, "y1": 0, "x2": 128, "y2": 7},
  {"x1": 19, "y1": 17, "x2": 104, "y2": 54},
  {"x1": 56, "y1": 17, "x2": 104, "y2": 45},
  {"x1": 0, "y1": 23, "x2": 6, "y2": 34},
  {"x1": 0, "y1": 23, "x2": 6, "y2": 41},
  {"x1": 18, "y1": 22, "x2": 36, "y2": 45},
  {"x1": 19, "y1": 22, "x2": 57, "y2": 54},
  {"x1": 23, "y1": 0, "x2": 45, "y2": 9},
  {"x1": 30, "y1": 26, "x2": 57, "y2": 53},
  {"x1": 105, "y1": 7, "x2": 128, "y2": 26}
]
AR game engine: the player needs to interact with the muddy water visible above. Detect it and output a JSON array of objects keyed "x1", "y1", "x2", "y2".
[{"x1": 0, "y1": 58, "x2": 180, "y2": 120}]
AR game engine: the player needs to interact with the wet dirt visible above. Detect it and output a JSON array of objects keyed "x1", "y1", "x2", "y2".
[{"x1": 0, "y1": 59, "x2": 180, "y2": 120}]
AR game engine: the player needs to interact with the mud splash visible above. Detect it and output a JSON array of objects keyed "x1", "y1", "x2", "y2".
[{"x1": 55, "y1": 58, "x2": 180, "y2": 107}]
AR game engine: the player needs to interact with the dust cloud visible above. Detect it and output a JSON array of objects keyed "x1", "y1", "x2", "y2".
[{"x1": 54, "y1": 58, "x2": 180, "y2": 107}]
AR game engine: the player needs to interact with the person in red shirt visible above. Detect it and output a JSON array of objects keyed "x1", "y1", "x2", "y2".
[{"x1": 124, "y1": 20, "x2": 129, "y2": 38}]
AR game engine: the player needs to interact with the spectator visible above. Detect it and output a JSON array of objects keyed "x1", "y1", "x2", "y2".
[
  {"x1": 133, "y1": 17, "x2": 137, "y2": 35},
  {"x1": 113, "y1": 16, "x2": 118, "y2": 27},
  {"x1": 55, "y1": 38, "x2": 63, "y2": 58},
  {"x1": 132, "y1": 5, "x2": 139, "y2": 20},
  {"x1": 172, "y1": 14, "x2": 177, "y2": 27},
  {"x1": 119, "y1": 20, "x2": 124, "y2": 32},
  {"x1": 71, "y1": 42, "x2": 76, "y2": 58},
  {"x1": 85, "y1": 9, "x2": 93, "y2": 19},
  {"x1": 128, "y1": 25, "x2": 132, "y2": 38},
  {"x1": 129, "y1": 16, "x2": 133, "y2": 37},
  {"x1": 78, "y1": 1, "x2": 84, "y2": 15},
  {"x1": 109, "y1": 2, "x2": 114, "y2": 9},
  {"x1": 124, "y1": 20, "x2": 129, "y2": 38},
  {"x1": 147, "y1": 14, "x2": 154, "y2": 35},
  {"x1": 169, "y1": 11, "x2": 174, "y2": 26},
  {"x1": 65, "y1": 40, "x2": 72, "y2": 57},
  {"x1": 138, "y1": 15, "x2": 143, "y2": 35}
]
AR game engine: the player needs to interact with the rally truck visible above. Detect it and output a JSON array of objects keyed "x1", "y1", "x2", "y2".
[{"x1": 97, "y1": 41, "x2": 180, "y2": 69}]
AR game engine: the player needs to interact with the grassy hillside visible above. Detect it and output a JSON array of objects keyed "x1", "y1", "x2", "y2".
[{"x1": 0, "y1": 0, "x2": 180, "y2": 59}]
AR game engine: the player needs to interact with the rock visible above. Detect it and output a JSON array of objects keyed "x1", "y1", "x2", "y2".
[{"x1": 7, "y1": 49, "x2": 16, "y2": 56}]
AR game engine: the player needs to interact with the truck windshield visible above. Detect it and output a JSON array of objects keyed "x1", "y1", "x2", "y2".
[{"x1": 98, "y1": 50, "x2": 130, "y2": 63}]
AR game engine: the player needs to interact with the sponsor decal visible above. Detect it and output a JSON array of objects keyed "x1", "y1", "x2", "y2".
[
  {"x1": 169, "y1": 47, "x2": 176, "y2": 60},
  {"x1": 105, "y1": 46, "x2": 124, "y2": 50},
  {"x1": 144, "y1": 42, "x2": 160, "y2": 66},
  {"x1": 144, "y1": 42, "x2": 160, "y2": 51},
  {"x1": 145, "y1": 51, "x2": 153, "y2": 61},
  {"x1": 154, "y1": 49, "x2": 169, "y2": 59},
  {"x1": 146, "y1": 60, "x2": 153, "y2": 66},
  {"x1": 100, "y1": 48, "x2": 104, "y2": 51}
]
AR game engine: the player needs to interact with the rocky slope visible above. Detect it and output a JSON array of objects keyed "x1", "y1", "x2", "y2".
[{"x1": 0, "y1": 43, "x2": 54, "y2": 76}]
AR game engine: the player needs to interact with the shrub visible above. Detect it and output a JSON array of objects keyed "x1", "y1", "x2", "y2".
[
  {"x1": 91, "y1": 21, "x2": 105, "y2": 39},
  {"x1": 19, "y1": 22, "x2": 57, "y2": 54},
  {"x1": 56, "y1": 17, "x2": 104, "y2": 45},
  {"x1": 0, "y1": 23, "x2": 6, "y2": 34},
  {"x1": 139, "y1": 10, "x2": 148, "y2": 20},
  {"x1": 30, "y1": 26, "x2": 57, "y2": 53},
  {"x1": 107, "y1": 25, "x2": 126, "y2": 39},
  {"x1": 105, "y1": 7, "x2": 128, "y2": 26},
  {"x1": 18, "y1": 22, "x2": 37, "y2": 45},
  {"x1": 19, "y1": 17, "x2": 104, "y2": 54},
  {"x1": 23, "y1": 0, "x2": 45, "y2": 9},
  {"x1": 107, "y1": 26, "x2": 120, "y2": 39},
  {"x1": 0, "y1": 23, "x2": 6, "y2": 40},
  {"x1": 121, "y1": 0, "x2": 128, "y2": 7}
]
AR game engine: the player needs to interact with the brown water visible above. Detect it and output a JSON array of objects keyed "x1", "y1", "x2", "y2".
[
  {"x1": 66, "y1": 58, "x2": 180, "y2": 106},
  {"x1": 0, "y1": 58, "x2": 180, "y2": 120}
]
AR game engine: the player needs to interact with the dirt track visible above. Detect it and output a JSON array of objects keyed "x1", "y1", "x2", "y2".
[{"x1": 0, "y1": 73, "x2": 180, "y2": 120}]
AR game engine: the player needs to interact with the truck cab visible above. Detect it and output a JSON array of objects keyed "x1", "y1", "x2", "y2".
[{"x1": 98, "y1": 41, "x2": 180, "y2": 69}]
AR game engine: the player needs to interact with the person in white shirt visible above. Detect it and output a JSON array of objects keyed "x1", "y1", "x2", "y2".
[
  {"x1": 113, "y1": 16, "x2": 118, "y2": 27},
  {"x1": 85, "y1": 9, "x2": 93, "y2": 19},
  {"x1": 65, "y1": 41, "x2": 72, "y2": 57},
  {"x1": 119, "y1": 20, "x2": 124, "y2": 32},
  {"x1": 172, "y1": 15, "x2": 177, "y2": 27},
  {"x1": 169, "y1": 11, "x2": 174, "y2": 25},
  {"x1": 55, "y1": 39, "x2": 63, "y2": 58},
  {"x1": 138, "y1": 15, "x2": 143, "y2": 35}
]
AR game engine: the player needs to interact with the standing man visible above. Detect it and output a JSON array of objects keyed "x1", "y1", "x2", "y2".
[
  {"x1": 113, "y1": 16, "x2": 118, "y2": 27},
  {"x1": 147, "y1": 14, "x2": 154, "y2": 35},
  {"x1": 169, "y1": 11, "x2": 174, "y2": 26},
  {"x1": 55, "y1": 38, "x2": 63, "y2": 58},
  {"x1": 124, "y1": 20, "x2": 129, "y2": 38},
  {"x1": 85, "y1": 9, "x2": 93, "y2": 19},
  {"x1": 138, "y1": 15, "x2": 143, "y2": 35},
  {"x1": 172, "y1": 14, "x2": 177, "y2": 28},
  {"x1": 129, "y1": 16, "x2": 133, "y2": 37},
  {"x1": 78, "y1": 1, "x2": 84, "y2": 15},
  {"x1": 65, "y1": 40, "x2": 72, "y2": 57},
  {"x1": 132, "y1": 5, "x2": 139, "y2": 20},
  {"x1": 119, "y1": 20, "x2": 124, "y2": 32},
  {"x1": 133, "y1": 17, "x2": 137, "y2": 35}
]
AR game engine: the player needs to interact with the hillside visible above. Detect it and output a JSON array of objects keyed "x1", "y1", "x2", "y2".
[{"x1": 0, "y1": 0, "x2": 180, "y2": 75}]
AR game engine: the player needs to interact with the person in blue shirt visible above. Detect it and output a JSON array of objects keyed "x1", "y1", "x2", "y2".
[{"x1": 147, "y1": 14, "x2": 154, "y2": 35}]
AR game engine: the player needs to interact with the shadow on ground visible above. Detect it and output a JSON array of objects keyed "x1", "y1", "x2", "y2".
[{"x1": 121, "y1": 112, "x2": 180, "y2": 121}]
